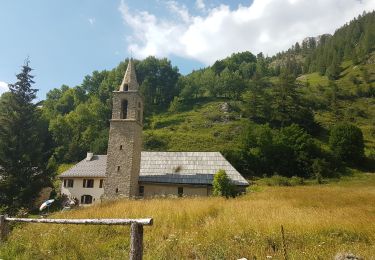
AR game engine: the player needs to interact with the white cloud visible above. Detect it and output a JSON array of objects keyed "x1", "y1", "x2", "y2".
[
  {"x1": 119, "y1": 0, "x2": 375, "y2": 65},
  {"x1": 88, "y1": 17, "x2": 95, "y2": 25},
  {"x1": 166, "y1": 1, "x2": 191, "y2": 23},
  {"x1": 0, "y1": 81, "x2": 9, "y2": 95},
  {"x1": 196, "y1": 0, "x2": 205, "y2": 10}
]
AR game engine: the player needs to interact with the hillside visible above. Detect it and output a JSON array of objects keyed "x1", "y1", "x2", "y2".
[
  {"x1": 1, "y1": 173, "x2": 374, "y2": 259},
  {"x1": 143, "y1": 58, "x2": 375, "y2": 165},
  {"x1": 32, "y1": 12, "x2": 374, "y2": 180}
]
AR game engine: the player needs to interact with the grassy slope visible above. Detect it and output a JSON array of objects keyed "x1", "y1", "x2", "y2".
[
  {"x1": 143, "y1": 99, "x2": 247, "y2": 153},
  {"x1": 143, "y1": 61, "x2": 375, "y2": 160},
  {"x1": 298, "y1": 60, "x2": 375, "y2": 155},
  {"x1": 1, "y1": 174, "x2": 374, "y2": 259}
]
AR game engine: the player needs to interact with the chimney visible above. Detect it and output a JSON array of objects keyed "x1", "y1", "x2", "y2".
[{"x1": 86, "y1": 152, "x2": 94, "y2": 161}]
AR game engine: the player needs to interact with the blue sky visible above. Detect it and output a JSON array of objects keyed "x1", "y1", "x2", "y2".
[{"x1": 1, "y1": 0, "x2": 374, "y2": 100}]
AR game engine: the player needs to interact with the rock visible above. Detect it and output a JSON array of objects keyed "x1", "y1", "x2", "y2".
[
  {"x1": 220, "y1": 102, "x2": 230, "y2": 113},
  {"x1": 334, "y1": 252, "x2": 363, "y2": 260}
]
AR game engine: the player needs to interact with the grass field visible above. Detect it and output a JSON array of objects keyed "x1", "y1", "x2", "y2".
[{"x1": 1, "y1": 173, "x2": 374, "y2": 260}]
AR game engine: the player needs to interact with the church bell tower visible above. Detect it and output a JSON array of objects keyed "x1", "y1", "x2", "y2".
[{"x1": 103, "y1": 58, "x2": 143, "y2": 199}]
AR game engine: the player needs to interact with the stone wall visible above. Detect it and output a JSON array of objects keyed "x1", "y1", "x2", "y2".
[
  {"x1": 111, "y1": 91, "x2": 143, "y2": 123},
  {"x1": 103, "y1": 120, "x2": 142, "y2": 199}
]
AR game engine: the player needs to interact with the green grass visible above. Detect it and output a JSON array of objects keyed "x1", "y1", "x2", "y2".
[
  {"x1": 297, "y1": 62, "x2": 375, "y2": 156},
  {"x1": 57, "y1": 163, "x2": 75, "y2": 175},
  {"x1": 1, "y1": 174, "x2": 374, "y2": 259},
  {"x1": 143, "y1": 101, "x2": 247, "y2": 152},
  {"x1": 142, "y1": 61, "x2": 374, "y2": 158}
]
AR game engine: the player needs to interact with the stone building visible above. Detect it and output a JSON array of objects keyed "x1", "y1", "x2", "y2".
[
  {"x1": 60, "y1": 59, "x2": 248, "y2": 204},
  {"x1": 102, "y1": 59, "x2": 143, "y2": 199}
]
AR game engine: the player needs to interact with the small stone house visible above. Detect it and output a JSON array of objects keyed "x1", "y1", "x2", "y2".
[{"x1": 59, "y1": 59, "x2": 249, "y2": 205}]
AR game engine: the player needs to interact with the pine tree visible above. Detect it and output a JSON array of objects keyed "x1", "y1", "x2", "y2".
[
  {"x1": 328, "y1": 80, "x2": 340, "y2": 121},
  {"x1": 0, "y1": 59, "x2": 54, "y2": 214}
]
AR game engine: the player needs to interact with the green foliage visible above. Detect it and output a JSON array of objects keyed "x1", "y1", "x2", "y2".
[
  {"x1": 312, "y1": 158, "x2": 334, "y2": 179},
  {"x1": 143, "y1": 132, "x2": 168, "y2": 151},
  {"x1": 329, "y1": 123, "x2": 365, "y2": 164},
  {"x1": 43, "y1": 57, "x2": 179, "y2": 162},
  {"x1": 273, "y1": 11, "x2": 375, "y2": 78},
  {"x1": 240, "y1": 124, "x2": 326, "y2": 178},
  {"x1": 168, "y1": 96, "x2": 182, "y2": 112},
  {"x1": 137, "y1": 56, "x2": 180, "y2": 112},
  {"x1": 212, "y1": 169, "x2": 234, "y2": 198},
  {"x1": 260, "y1": 175, "x2": 305, "y2": 186},
  {"x1": 0, "y1": 59, "x2": 55, "y2": 214}
]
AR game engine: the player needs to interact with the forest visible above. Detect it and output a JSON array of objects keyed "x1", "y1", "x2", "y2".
[{"x1": 0, "y1": 11, "x2": 374, "y2": 213}]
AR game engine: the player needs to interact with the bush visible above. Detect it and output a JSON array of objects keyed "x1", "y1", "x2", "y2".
[
  {"x1": 329, "y1": 123, "x2": 365, "y2": 165},
  {"x1": 212, "y1": 169, "x2": 235, "y2": 198},
  {"x1": 290, "y1": 176, "x2": 305, "y2": 186},
  {"x1": 312, "y1": 158, "x2": 332, "y2": 179},
  {"x1": 265, "y1": 175, "x2": 291, "y2": 186},
  {"x1": 168, "y1": 96, "x2": 182, "y2": 112},
  {"x1": 263, "y1": 175, "x2": 305, "y2": 186},
  {"x1": 143, "y1": 132, "x2": 168, "y2": 150}
]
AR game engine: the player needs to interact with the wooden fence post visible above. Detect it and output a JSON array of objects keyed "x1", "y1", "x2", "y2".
[
  {"x1": 0, "y1": 215, "x2": 8, "y2": 243},
  {"x1": 130, "y1": 223, "x2": 143, "y2": 260}
]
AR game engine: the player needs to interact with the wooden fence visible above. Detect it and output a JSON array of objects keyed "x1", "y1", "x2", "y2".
[{"x1": 0, "y1": 215, "x2": 153, "y2": 260}]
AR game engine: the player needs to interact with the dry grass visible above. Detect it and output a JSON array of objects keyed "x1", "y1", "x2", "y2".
[{"x1": 1, "y1": 175, "x2": 375, "y2": 260}]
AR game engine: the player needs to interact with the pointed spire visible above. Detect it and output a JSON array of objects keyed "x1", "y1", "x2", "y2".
[{"x1": 119, "y1": 58, "x2": 139, "y2": 91}]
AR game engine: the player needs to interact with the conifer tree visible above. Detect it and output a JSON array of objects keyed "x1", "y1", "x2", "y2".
[{"x1": 0, "y1": 59, "x2": 54, "y2": 214}]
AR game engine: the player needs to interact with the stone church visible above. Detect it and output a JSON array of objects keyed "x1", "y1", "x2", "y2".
[{"x1": 60, "y1": 59, "x2": 248, "y2": 205}]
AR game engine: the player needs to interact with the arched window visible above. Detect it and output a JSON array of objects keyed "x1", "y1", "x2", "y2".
[
  {"x1": 121, "y1": 100, "x2": 128, "y2": 119},
  {"x1": 81, "y1": 195, "x2": 93, "y2": 204},
  {"x1": 124, "y1": 84, "x2": 129, "y2": 91}
]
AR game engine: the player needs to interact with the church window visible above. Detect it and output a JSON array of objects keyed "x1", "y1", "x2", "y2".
[
  {"x1": 83, "y1": 179, "x2": 94, "y2": 188},
  {"x1": 121, "y1": 100, "x2": 128, "y2": 119},
  {"x1": 120, "y1": 145, "x2": 123, "y2": 150},
  {"x1": 178, "y1": 187, "x2": 183, "y2": 197},
  {"x1": 81, "y1": 195, "x2": 93, "y2": 204},
  {"x1": 63, "y1": 179, "x2": 74, "y2": 188},
  {"x1": 139, "y1": 186, "x2": 144, "y2": 196},
  {"x1": 124, "y1": 84, "x2": 129, "y2": 91},
  {"x1": 117, "y1": 166, "x2": 120, "y2": 172},
  {"x1": 99, "y1": 179, "x2": 104, "y2": 188},
  {"x1": 116, "y1": 188, "x2": 119, "y2": 193}
]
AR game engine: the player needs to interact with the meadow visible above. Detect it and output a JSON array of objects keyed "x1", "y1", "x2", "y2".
[{"x1": 1, "y1": 173, "x2": 374, "y2": 260}]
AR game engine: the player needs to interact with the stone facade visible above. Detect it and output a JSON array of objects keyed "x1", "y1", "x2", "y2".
[{"x1": 103, "y1": 59, "x2": 143, "y2": 199}]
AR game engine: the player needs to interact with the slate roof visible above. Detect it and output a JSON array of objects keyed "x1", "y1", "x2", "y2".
[
  {"x1": 60, "y1": 152, "x2": 249, "y2": 186},
  {"x1": 60, "y1": 155, "x2": 107, "y2": 178}
]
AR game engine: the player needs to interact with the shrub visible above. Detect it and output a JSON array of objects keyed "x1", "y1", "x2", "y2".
[
  {"x1": 290, "y1": 176, "x2": 305, "y2": 186},
  {"x1": 212, "y1": 169, "x2": 235, "y2": 198},
  {"x1": 329, "y1": 123, "x2": 364, "y2": 165},
  {"x1": 265, "y1": 175, "x2": 291, "y2": 186},
  {"x1": 143, "y1": 132, "x2": 168, "y2": 150},
  {"x1": 312, "y1": 158, "x2": 332, "y2": 179},
  {"x1": 263, "y1": 175, "x2": 305, "y2": 186},
  {"x1": 168, "y1": 96, "x2": 182, "y2": 112}
]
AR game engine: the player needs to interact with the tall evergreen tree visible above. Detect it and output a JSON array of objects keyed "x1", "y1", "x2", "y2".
[{"x1": 0, "y1": 59, "x2": 54, "y2": 214}]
